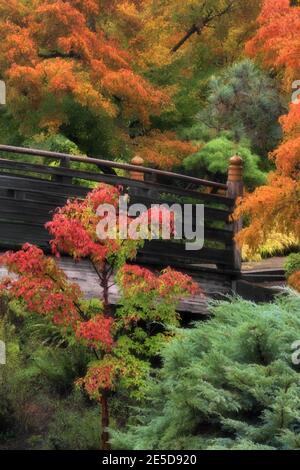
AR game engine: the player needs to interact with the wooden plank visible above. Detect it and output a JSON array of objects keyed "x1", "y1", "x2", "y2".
[
  {"x1": 127, "y1": 178, "x2": 233, "y2": 207},
  {"x1": 0, "y1": 212, "x2": 49, "y2": 225},
  {"x1": 0, "y1": 235, "x2": 49, "y2": 250},
  {"x1": 0, "y1": 158, "x2": 90, "y2": 175},
  {"x1": 204, "y1": 227, "x2": 233, "y2": 244},
  {"x1": 236, "y1": 280, "x2": 283, "y2": 303},
  {"x1": 0, "y1": 162, "x2": 236, "y2": 270},
  {"x1": 0, "y1": 197, "x2": 56, "y2": 223},
  {"x1": 129, "y1": 194, "x2": 232, "y2": 223},
  {"x1": 23, "y1": 192, "x2": 69, "y2": 205},
  {"x1": 242, "y1": 257, "x2": 286, "y2": 272},
  {"x1": 241, "y1": 273, "x2": 285, "y2": 282},
  {"x1": 0, "y1": 160, "x2": 234, "y2": 207},
  {"x1": 0, "y1": 218, "x2": 233, "y2": 266},
  {"x1": 0, "y1": 252, "x2": 234, "y2": 315},
  {"x1": 0, "y1": 213, "x2": 233, "y2": 249},
  {"x1": 0, "y1": 145, "x2": 228, "y2": 191},
  {"x1": 127, "y1": 181, "x2": 234, "y2": 207},
  {"x1": 205, "y1": 207, "x2": 230, "y2": 222},
  {"x1": 0, "y1": 221, "x2": 50, "y2": 246},
  {"x1": 0, "y1": 174, "x2": 90, "y2": 198},
  {"x1": 0, "y1": 197, "x2": 57, "y2": 214},
  {"x1": 139, "y1": 240, "x2": 234, "y2": 266},
  {"x1": 0, "y1": 180, "x2": 77, "y2": 205}
]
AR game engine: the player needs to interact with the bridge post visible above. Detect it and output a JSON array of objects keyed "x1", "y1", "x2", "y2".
[
  {"x1": 130, "y1": 155, "x2": 144, "y2": 182},
  {"x1": 128, "y1": 155, "x2": 145, "y2": 197},
  {"x1": 130, "y1": 155, "x2": 160, "y2": 199},
  {"x1": 227, "y1": 155, "x2": 244, "y2": 272}
]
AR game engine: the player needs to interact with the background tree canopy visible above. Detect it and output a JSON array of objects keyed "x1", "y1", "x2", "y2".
[
  {"x1": 1, "y1": 0, "x2": 300, "y2": 452},
  {"x1": 0, "y1": 0, "x2": 264, "y2": 171},
  {"x1": 0, "y1": 0, "x2": 298, "y2": 256},
  {"x1": 184, "y1": 135, "x2": 266, "y2": 189}
]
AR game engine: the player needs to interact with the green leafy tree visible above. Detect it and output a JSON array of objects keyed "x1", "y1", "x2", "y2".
[
  {"x1": 284, "y1": 254, "x2": 300, "y2": 293},
  {"x1": 111, "y1": 294, "x2": 300, "y2": 450},
  {"x1": 184, "y1": 135, "x2": 266, "y2": 189},
  {"x1": 285, "y1": 254, "x2": 300, "y2": 279}
]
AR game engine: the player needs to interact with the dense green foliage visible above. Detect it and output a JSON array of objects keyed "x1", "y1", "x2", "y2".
[
  {"x1": 6, "y1": 294, "x2": 300, "y2": 450},
  {"x1": 0, "y1": 310, "x2": 100, "y2": 449},
  {"x1": 111, "y1": 294, "x2": 300, "y2": 450},
  {"x1": 285, "y1": 254, "x2": 300, "y2": 279},
  {"x1": 184, "y1": 135, "x2": 266, "y2": 188}
]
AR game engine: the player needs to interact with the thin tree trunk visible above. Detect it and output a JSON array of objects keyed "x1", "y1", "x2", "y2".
[
  {"x1": 102, "y1": 268, "x2": 110, "y2": 315},
  {"x1": 95, "y1": 262, "x2": 113, "y2": 316},
  {"x1": 100, "y1": 394, "x2": 111, "y2": 450},
  {"x1": 99, "y1": 264, "x2": 112, "y2": 449}
]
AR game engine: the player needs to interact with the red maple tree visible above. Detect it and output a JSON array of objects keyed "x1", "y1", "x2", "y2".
[{"x1": 0, "y1": 183, "x2": 202, "y2": 449}]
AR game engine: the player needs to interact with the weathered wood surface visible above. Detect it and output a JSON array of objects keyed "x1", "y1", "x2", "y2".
[
  {"x1": 0, "y1": 145, "x2": 248, "y2": 314},
  {"x1": 0, "y1": 146, "x2": 289, "y2": 311},
  {"x1": 0, "y1": 144, "x2": 228, "y2": 191},
  {"x1": 0, "y1": 148, "x2": 237, "y2": 271},
  {"x1": 242, "y1": 257, "x2": 286, "y2": 272},
  {"x1": 0, "y1": 254, "x2": 233, "y2": 315},
  {"x1": 242, "y1": 257, "x2": 286, "y2": 285},
  {"x1": 0, "y1": 252, "x2": 288, "y2": 314}
]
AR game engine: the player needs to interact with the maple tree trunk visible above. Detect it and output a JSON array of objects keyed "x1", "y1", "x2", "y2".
[
  {"x1": 102, "y1": 271, "x2": 109, "y2": 314},
  {"x1": 99, "y1": 263, "x2": 112, "y2": 317},
  {"x1": 99, "y1": 264, "x2": 112, "y2": 450},
  {"x1": 100, "y1": 394, "x2": 111, "y2": 450}
]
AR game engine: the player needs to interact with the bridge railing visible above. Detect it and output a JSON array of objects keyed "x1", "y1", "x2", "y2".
[{"x1": 0, "y1": 145, "x2": 243, "y2": 273}]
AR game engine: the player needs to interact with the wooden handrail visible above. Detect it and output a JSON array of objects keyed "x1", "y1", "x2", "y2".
[{"x1": 0, "y1": 144, "x2": 228, "y2": 191}]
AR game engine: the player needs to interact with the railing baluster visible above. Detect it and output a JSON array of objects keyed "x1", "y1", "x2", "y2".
[{"x1": 52, "y1": 156, "x2": 72, "y2": 184}]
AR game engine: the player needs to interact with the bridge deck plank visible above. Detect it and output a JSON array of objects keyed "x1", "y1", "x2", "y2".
[{"x1": 0, "y1": 254, "x2": 232, "y2": 316}]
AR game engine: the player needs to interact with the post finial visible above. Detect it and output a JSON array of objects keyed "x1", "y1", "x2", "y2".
[
  {"x1": 228, "y1": 155, "x2": 243, "y2": 183},
  {"x1": 131, "y1": 155, "x2": 144, "y2": 166},
  {"x1": 130, "y1": 155, "x2": 144, "y2": 181}
]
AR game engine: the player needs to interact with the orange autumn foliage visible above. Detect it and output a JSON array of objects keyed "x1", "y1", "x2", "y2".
[
  {"x1": 233, "y1": 0, "x2": 300, "y2": 257},
  {"x1": 271, "y1": 104, "x2": 300, "y2": 177},
  {"x1": 288, "y1": 271, "x2": 300, "y2": 292},
  {"x1": 0, "y1": 0, "x2": 200, "y2": 169},
  {"x1": 102, "y1": 70, "x2": 167, "y2": 126},
  {"x1": 0, "y1": 0, "x2": 169, "y2": 131},
  {"x1": 234, "y1": 173, "x2": 300, "y2": 255},
  {"x1": 130, "y1": 131, "x2": 198, "y2": 170},
  {"x1": 122, "y1": 0, "x2": 262, "y2": 70},
  {"x1": 245, "y1": 0, "x2": 300, "y2": 85}
]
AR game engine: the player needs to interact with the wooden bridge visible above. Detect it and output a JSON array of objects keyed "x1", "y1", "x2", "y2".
[{"x1": 0, "y1": 145, "x2": 285, "y2": 315}]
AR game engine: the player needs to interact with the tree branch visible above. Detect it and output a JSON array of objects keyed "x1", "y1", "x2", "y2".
[{"x1": 171, "y1": 1, "x2": 236, "y2": 53}]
